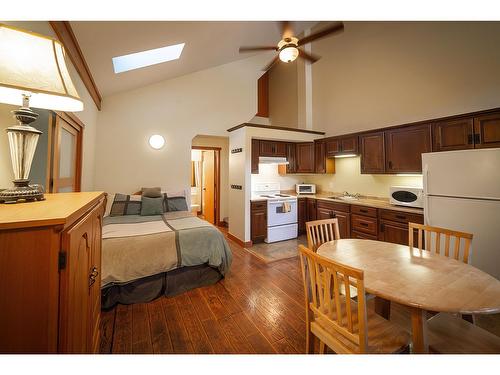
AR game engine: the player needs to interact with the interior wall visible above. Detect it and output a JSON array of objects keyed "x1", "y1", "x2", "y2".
[
  {"x1": 251, "y1": 164, "x2": 302, "y2": 192},
  {"x1": 311, "y1": 21, "x2": 500, "y2": 136},
  {"x1": 93, "y1": 53, "x2": 270, "y2": 195},
  {"x1": 268, "y1": 62, "x2": 299, "y2": 128},
  {"x1": 0, "y1": 21, "x2": 99, "y2": 192},
  {"x1": 302, "y1": 157, "x2": 423, "y2": 198},
  {"x1": 192, "y1": 135, "x2": 229, "y2": 222}
]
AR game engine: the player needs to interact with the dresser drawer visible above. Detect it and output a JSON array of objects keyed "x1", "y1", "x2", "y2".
[
  {"x1": 251, "y1": 200, "x2": 267, "y2": 211},
  {"x1": 351, "y1": 214, "x2": 378, "y2": 236},
  {"x1": 379, "y1": 209, "x2": 423, "y2": 224},
  {"x1": 317, "y1": 199, "x2": 350, "y2": 213},
  {"x1": 351, "y1": 205, "x2": 378, "y2": 218}
]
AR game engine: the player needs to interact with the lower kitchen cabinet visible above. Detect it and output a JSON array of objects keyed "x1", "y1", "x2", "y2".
[
  {"x1": 298, "y1": 198, "x2": 307, "y2": 235},
  {"x1": 351, "y1": 230, "x2": 378, "y2": 240},
  {"x1": 306, "y1": 198, "x2": 317, "y2": 222},
  {"x1": 378, "y1": 209, "x2": 424, "y2": 247},
  {"x1": 250, "y1": 201, "x2": 267, "y2": 243},
  {"x1": 316, "y1": 200, "x2": 351, "y2": 239}
]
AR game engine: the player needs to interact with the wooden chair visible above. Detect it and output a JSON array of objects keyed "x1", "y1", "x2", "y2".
[
  {"x1": 298, "y1": 245, "x2": 410, "y2": 354},
  {"x1": 306, "y1": 218, "x2": 341, "y2": 252},
  {"x1": 409, "y1": 223, "x2": 473, "y2": 264}
]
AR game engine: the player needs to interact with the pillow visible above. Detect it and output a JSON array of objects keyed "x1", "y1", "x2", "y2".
[
  {"x1": 166, "y1": 195, "x2": 189, "y2": 212},
  {"x1": 141, "y1": 187, "x2": 162, "y2": 198},
  {"x1": 109, "y1": 194, "x2": 142, "y2": 216},
  {"x1": 140, "y1": 196, "x2": 165, "y2": 216}
]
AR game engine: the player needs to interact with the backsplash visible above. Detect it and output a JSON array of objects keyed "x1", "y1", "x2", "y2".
[{"x1": 250, "y1": 163, "x2": 302, "y2": 191}]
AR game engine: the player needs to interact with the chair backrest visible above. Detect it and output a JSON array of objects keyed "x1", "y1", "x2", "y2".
[
  {"x1": 298, "y1": 244, "x2": 368, "y2": 353},
  {"x1": 306, "y1": 218, "x2": 341, "y2": 252},
  {"x1": 409, "y1": 222, "x2": 473, "y2": 264}
]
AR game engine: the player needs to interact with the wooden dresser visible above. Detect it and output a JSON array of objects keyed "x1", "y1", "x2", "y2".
[{"x1": 0, "y1": 192, "x2": 105, "y2": 353}]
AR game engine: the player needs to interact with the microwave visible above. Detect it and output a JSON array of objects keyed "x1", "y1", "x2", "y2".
[
  {"x1": 389, "y1": 186, "x2": 424, "y2": 208},
  {"x1": 296, "y1": 184, "x2": 316, "y2": 195}
]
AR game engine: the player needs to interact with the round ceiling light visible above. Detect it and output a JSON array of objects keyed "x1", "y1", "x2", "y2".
[
  {"x1": 149, "y1": 134, "x2": 165, "y2": 150},
  {"x1": 279, "y1": 45, "x2": 299, "y2": 63}
]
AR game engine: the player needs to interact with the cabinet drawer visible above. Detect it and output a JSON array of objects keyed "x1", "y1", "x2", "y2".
[
  {"x1": 379, "y1": 209, "x2": 423, "y2": 224},
  {"x1": 351, "y1": 205, "x2": 377, "y2": 218},
  {"x1": 317, "y1": 200, "x2": 350, "y2": 213},
  {"x1": 351, "y1": 214, "x2": 378, "y2": 236},
  {"x1": 351, "y1": 230, "x2": 378, "y2": 240},
  {"x1": 251, "y1": 201, "x2": 267, "y2": 211}
]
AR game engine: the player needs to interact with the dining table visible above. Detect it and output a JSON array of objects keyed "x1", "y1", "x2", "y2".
[{"x1": 317, "y1": 238, "x2": 500, "y2": 353}]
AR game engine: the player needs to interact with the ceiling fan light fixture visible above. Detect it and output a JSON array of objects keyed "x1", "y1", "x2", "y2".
[{"x1": 279, "y1": 45, "x2": 299, "y2": 63}]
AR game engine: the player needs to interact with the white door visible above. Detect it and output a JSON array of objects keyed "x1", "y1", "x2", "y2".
[
  {"x1": 425, "y1": 195, "x2": 500, "y2": 279},
  {"x1": 423, "y1": 148, "x2": 500, "y2": 199}
]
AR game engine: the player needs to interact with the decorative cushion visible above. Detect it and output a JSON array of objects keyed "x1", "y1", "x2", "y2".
[
  {"x1": 140, "y1": 196, "x2": 165, "y2": 216},
  {"x1": 109, "y1": 194, "x2": 142, "y2": 216},
  {"x1": 141, "y1": 187, "x2": 162, "y2": 198},
  {"x1": 166, "y1": 195, "x2": 189, "y2": 212}
]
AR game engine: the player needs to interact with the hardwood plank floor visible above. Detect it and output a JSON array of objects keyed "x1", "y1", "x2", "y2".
[{"x1": 100, "y1": 229, "x2": 500, "y2": 354}]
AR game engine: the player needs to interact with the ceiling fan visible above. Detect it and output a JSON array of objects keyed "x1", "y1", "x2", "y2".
[{"x1": 239, "y1": 21, "x2": 344, "y2": 72}]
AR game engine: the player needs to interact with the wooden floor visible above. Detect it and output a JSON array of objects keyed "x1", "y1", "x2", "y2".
[{"x1": 99, "y1": 229, "x2": 500, "y2": 354}]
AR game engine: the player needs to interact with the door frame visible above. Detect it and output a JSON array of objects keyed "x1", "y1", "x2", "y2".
[{"x1": 192, "y1": 146, "x2": 221, "y2": 226}]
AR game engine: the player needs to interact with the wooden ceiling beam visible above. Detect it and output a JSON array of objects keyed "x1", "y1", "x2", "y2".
[{"x1": 49, "y1": 21, "x2": 102, "y2": 111}]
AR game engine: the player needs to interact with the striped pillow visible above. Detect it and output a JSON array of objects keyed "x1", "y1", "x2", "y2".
[{"x1": 109, "y1": 193, "x2": 142, "y2": 216}]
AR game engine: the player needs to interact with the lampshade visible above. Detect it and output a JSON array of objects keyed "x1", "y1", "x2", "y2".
[
  {"x1": 0, "y1": 24, "x2": 83, "y2": 112},
  {"x1": 279, "y1": 46, "x2": 299, "y2": 63}
]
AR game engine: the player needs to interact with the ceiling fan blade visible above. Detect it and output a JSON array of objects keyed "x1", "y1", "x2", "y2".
[
  {"x1": 239, "y1": 46, "x2": 277, "y2": 53},
  {"x1": 262, "y1": 55, "x2": 280, "y2": 72},
  {"x1": 298, "y1": 48, "x2": 320, "y2": 63},
  {"x1": 279, "y1": 21, "x2": 294, "y2": 39},
  {"x1": 298, "y1": 22, "x2": 344, "y2": 46}
]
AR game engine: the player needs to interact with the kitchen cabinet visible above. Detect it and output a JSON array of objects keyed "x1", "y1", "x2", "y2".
[
  {"x1": 306, "y1": 198, "x2": 317, "y2": 222},
  {"x1": 251, "y1": 139, "x2": 260, "y2": 174},
  {"x1": 285, "y1": 142, "x2": 296, "y2": 174},
  {"x1": 378, "y1": 209, "x2": 423, "y2": 247},
  {"x1": 314, "y1": 140, "x2": 335, "y2": 174},
  {"x1": 316, "y1": 200, "x2": 351, "y2": 239},
  {"x1": 385, "y1": 124, "x2": 432, "y2": 173},
  {"x1": 298, "y1": 197, "x2": 307, "y2": 235},
  {"x1": 474, "y1": 112, "x2": 500, "y2": 149},
  {"x1": 259, "y1": 140, "x2": 286, "y2": 157},
  {"x1": 326, "y1": 135, "x2": 359, "y2": 157},
  {"x1": 250, "y1": 201, "x2": 267, "y2": 243},
  {"x1": 433, "y1": 118, "x2": 474, "y2": 152},
  {"x1": 360, "y1": 131, "x2": 385, "y2": 174},
  {"x1": 296, "y1": 142, "x2": 315, "y2": 173}
]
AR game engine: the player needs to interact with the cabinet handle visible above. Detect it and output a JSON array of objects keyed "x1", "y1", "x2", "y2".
[
  {"x1": 388, "y1": 160, "x2": 393, "y2": 169},
  {"x1": 89, "y1": 266, "x2": 99, "y2": 287},
  {"x1": 360, "y1": 222, "x2": 368, "y2": 227},
  {"x1": 467, "y1": 134, "x2": 473, "y2": 145},
  {"x1": 380, "y1": 223, "x2": 385, "y2": 232},
  {"x1": 360, "y1": 209, "x2": 368, "y2": 213},
  {"x1": 395, "y1": 214, "x2": 406, "y2": 220},
  {"x1": 474, "y1": 133, "x2": 480, "y2": 144},
  {"x1": 330, "y1": 211, "x2": 336, "y2": 219}
]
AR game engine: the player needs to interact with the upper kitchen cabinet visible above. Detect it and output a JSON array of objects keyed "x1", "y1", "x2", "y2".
[
  {"x1": 433, "y1": 118, "x2": 474, "y2": 152},
  {"x1": 251, "y1": 139, "x2": 260, "y2": 174},
  {"x1": 277, "y1": 142, "x2": 297, "y2": 175},
  {"x1": 385, "y1": 124, "x2": 432, "y2": 173},
  {"x1": 360, "y1": 131, "x2": 385, "y2": 174},
  {"x1": 326, "y1": 135, "x2": 359, "y2": 157},
  {"x1": 259, "y1": 140, "x2": 286, "y2": 157},
  {"x1": 295, "y1": 142, "x2": 315, "y2": 173},
  {"x1": 315, "y1": 140, "x2": 335, "y2": 174},
  {"x1": 474, "y1": 112, "x2": 500, "y2": 149}
]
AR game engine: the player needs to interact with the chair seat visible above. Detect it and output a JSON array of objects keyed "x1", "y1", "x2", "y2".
[
  {"x1": 428, "y1": 313, "x2": 500, "y2": 354},
  {"x1": 310, "y1": 298, "x2": 410, "y2": 354}
]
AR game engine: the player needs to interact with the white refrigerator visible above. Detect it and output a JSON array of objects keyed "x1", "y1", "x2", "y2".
[{"x1": 422, "y1": 148, "x2": 500, "y2": 279}]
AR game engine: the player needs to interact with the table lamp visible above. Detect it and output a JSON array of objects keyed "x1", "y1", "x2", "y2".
[{"x1": 0, "y1": 24, "x2": 83, "y2": 203}]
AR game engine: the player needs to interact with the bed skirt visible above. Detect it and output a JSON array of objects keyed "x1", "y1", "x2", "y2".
[{"x1": 101, "y1": 264, "x2": 223, "y2": 310}]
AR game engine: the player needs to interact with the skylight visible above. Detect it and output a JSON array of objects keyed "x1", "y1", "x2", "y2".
[{"x1": 112, "y1": 43, "x2": 185, "y2": 74}]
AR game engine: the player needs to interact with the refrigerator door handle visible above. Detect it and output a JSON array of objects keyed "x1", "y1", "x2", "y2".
[
  {"x1": 423, "y1": 163, "x2": 429, "y2": 195},
  {"x1": 424, "y1": 196, "x2": 430, "y2": 225}
]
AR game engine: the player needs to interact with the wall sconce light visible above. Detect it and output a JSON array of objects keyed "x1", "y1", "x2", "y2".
[{"x1": 149, "y1": 134, "x2": 165, "y2": 150}]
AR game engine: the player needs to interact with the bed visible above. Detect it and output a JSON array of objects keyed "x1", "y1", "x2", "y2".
[{"x1": 100, "y1": 209, "x2": 232, "y2": 309}]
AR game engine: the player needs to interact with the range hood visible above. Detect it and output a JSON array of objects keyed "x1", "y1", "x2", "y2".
[{"x1": 259, "y1": 156, "x2": 289, "y2": 165}]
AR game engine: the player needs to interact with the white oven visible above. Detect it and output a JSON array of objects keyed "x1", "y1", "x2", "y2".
[
  {"x1": 266, "y1": 199, "x2": 298, "y2": 243},
  {"x1": 389, "y1": 186, "x2": 424, "y2": 208}
]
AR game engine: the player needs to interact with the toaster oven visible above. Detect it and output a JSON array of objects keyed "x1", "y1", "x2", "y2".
[{"x1": 296, "y1": 184, "x2": 316, "y2": 195}]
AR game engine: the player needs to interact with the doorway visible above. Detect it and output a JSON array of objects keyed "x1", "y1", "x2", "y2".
[{"x1": 191, "y1": 146, "x2": 221, "y2": 225}]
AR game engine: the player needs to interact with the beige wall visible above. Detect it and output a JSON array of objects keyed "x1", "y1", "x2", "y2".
[
  {"x1": 192, "y1": 135, "x2": 230, "y2": 221},
  {"x1": 93, "y1": 54, "x2": 269, "y2": 196},
  {"x1": 311, "y1": 22, "x2": 500, "y2": 136},
  {"x1": 0, "y1": 21, "x2": 99, "y2": 191},
  {"x1": 268, "y1": 62, "x2": 299, "y2": 128}
]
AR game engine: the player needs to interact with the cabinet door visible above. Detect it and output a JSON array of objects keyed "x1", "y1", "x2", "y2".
[
  {"x1": 326, "y1": 139, "x2": 340, "y2": 157},
  {"x1": 274, "y1": 142, "x2": 286, "y2": 157},
  {"x1": 385, "y1": 124, "x2": 432, "y2": 173},
  {"x1": 259, "y1": 141, "x2": 275, "y2": 156},
  {"x1": 340, "y1": 136, "x2": 359, "y2": 154},
  {"x1": 88, "y1": 206, "x2": 103, "y2": 353},
  {"x1": 317, "y1": 207, "x2": 334, "y2": 220},
  {"x1": 59, "y1": 210, "x2": 93, "y2": 353},
  {"x1": 474, "y1": 112, "x2": 500, "y2": 149},
  {"x1": 251, "y1": 202, "x2": 267, "y2": 243},
  {"x1": 433, "y1": 118, "x2": 474, "y2": 151},
  {"x1": 335, "y1": 212, "x2": 351, "y2": 239},
  {"x1": 360, "y1": 132, "x2": 385, "y2": 174},
  {"x1": 296, "y1": 143, "x2": 315, "y2": 173},
  {"x1": 286, "y1": 143, "x2": 296, "y2": 173},
  {"x1": 251, "y1": 139, "x2": 260, "y2": 174},
  {"x1": 298, "y1": 198, "x2": 307, "y2": 234},
  {"x1": 315, "y1": 141, "x2": 326, "y2": 174},
  {"x1": 307, "y1": 198, "x2": 317, "y2": 221},
  {"x1": 379, "y1": 219, "x2": 408, "y2": 245}
]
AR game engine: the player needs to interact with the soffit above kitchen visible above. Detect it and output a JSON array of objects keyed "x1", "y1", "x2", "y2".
[{"x1": 70, "y1": 21, "x2": 318, "y2": 97}]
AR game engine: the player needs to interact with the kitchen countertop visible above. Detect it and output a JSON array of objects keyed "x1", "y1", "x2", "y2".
[{"x1": 251, "y1": 191, "x2": 424, "y2": 215}]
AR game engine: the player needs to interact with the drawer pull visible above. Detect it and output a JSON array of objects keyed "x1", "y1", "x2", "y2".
[
  {"x1": 395, "y1": 215, "x2": 406, "y2": 220},
  {"x1": 360, "y1": 222, "x2": 369, "y2": 227},
  {"x1": 360, "y1": 209, "x2": 368, "y2": 213}
]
